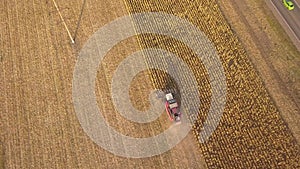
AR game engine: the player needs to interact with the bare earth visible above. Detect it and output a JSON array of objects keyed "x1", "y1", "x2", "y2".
[{"x1": 1, "y1": 0, "x2": 300, "y2": 169}]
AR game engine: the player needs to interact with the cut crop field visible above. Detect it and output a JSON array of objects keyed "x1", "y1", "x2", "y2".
[
  {"x1": 1, "y1": 0, "x2": 299, "y2": 169},
  {"x1": 0, "y1": 0, "x2": 206, "y2": 168}
]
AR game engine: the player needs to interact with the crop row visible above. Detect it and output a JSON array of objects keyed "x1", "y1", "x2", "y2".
[{"x1": 124, "y1": 0, "x2": 300, "y2": 168}]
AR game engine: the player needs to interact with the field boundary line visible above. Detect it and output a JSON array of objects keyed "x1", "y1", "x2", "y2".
[{"x1": 51, "y1": 0, "x2": 75, "y2": 43}]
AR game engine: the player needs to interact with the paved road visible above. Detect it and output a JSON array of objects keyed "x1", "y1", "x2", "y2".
[{"x1": 268, "y1": 0, "x2": 300, "y2": 50}]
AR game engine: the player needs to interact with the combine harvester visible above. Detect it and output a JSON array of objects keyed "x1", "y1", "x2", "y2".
[{"x1": 165, "y1": 93, "x2": 181, "y2": 123}]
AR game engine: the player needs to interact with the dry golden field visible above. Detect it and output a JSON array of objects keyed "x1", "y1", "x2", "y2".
[
  {"x1": 218, "y1": 0, "x2": 300, "y2": 142},
  {"x1": 1, "y1": 0, "x2": 299, "y2": 169},
  {"x1": 124, "y1": 0, "x2": 299, "y2": 168},
  {"x1": 1, "y1": 0, "x2": 206, "y2": 168}
]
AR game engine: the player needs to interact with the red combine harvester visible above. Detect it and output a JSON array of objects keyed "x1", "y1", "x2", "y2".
[{"x1": 165, "y1": 93, "x2": 181, "y2": 123}]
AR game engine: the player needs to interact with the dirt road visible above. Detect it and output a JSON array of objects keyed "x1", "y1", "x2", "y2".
[{"x1": 268, "y1": 0, "x2": 300, "y2": 51}]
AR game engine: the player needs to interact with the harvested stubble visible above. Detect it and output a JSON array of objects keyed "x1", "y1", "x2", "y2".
[
  {"x1": 1, "y1": 0, "x2": 206, "y2": 168},
  {"x1": 1, "y1": 0, "x2": 299, "y2": 168},
  {"x1": 124, "y1": 0, "x2": 300, "y2": 168}
]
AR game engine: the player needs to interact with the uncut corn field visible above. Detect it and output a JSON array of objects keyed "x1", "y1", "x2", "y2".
[{"x1": 0, "y1": 0, "x2": 299, "y2": 169}]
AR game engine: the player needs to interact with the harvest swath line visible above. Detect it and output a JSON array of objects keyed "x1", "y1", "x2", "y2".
[{"x1": 51, "y1": 0, "x2": 75, "y2": 43}]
